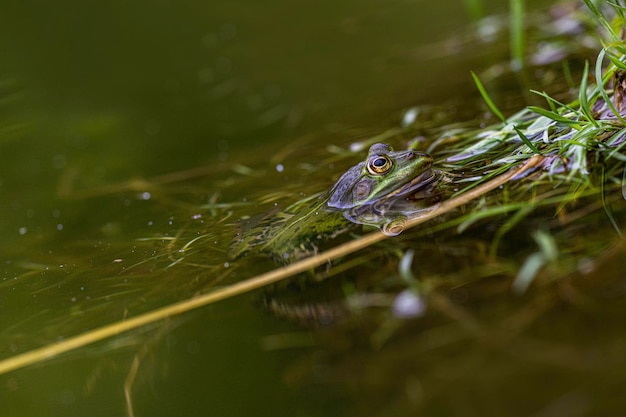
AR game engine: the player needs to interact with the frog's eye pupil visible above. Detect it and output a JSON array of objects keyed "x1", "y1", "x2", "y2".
[
  {"x1": 367, "y1": 156, "x2": 392, "y2": 175},
  {"x1": 373, "y1": 158, "x2": 386, "y2": 167}
]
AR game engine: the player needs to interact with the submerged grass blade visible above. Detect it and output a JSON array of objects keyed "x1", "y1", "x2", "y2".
[
  {"x1": 489, "y1": 204, "x2": 535, "y2": 257},
  {"x1": 456, "y1": 204, "x2": 525, "y2": 234},
  {"x1": 512, "y1": 252, "x2": 546, "y2": 294},
  {"x1": 623, "y1": 166, "x2": 626, "y2": 200},
  {"x1": 601, "y1": 162, "x2": 624, "y2": 237},
  {"x1": 512, "y1": 230, "x2": 558, "y2": 294}
]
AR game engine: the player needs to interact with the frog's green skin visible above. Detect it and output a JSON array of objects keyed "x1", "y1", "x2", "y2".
[{"x1": 229, "y1": 143, "x2": 443, "y2": 264}]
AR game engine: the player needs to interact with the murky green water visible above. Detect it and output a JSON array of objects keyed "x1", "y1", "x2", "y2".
[{"x1": 2, "y1": 1, "x2": 626, "y2": 416}]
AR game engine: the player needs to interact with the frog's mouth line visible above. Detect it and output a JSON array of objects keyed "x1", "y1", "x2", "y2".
[
  {"x1": 381, "y1": 169, "x2": 440, "y2": 201},
  {"x1": 354, "y1": 170, "x2": 443, "y2": 218}
]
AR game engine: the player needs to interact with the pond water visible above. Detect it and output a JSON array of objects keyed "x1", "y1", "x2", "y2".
[{"x1": 2, "y1": 1, "x2": 626, "y2": 416}]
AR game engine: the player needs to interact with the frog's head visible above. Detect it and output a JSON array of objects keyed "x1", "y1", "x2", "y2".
[{"x1": 327, "y1": 143, "x2": 434, "y2": 210}]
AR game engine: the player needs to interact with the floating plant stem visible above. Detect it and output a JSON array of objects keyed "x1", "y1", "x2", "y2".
[{"x1": 0, "y1": 155, "x2": 543, "y2": 376}]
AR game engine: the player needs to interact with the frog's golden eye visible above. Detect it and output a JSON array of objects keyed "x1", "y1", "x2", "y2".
[{"x1": 367, "y1": 155, "x2": 393, "y2": 175}]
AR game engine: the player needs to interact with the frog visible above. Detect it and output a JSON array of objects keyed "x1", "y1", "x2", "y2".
[{"x1": 228, "y1": 142, "x2": 443, "y2": 265}]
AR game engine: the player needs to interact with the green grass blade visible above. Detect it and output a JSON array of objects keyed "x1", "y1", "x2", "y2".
[
  {"x1": 579, "y1": 61, "x2": 600, "y2": 128},
  {"x1": 527, "y1": 106, "x2": 582, "y2": 127},
  {"x1": 513, "y1": 125, "x2": 541, "y2": 154},
  {"x1": 595, "y1": 48, "x2": 624, "y2": 122},
  {"x1": 530, "y1": 90, "x2": 578, "y2": 114},
  {"x1": 607, "y1": 52, "x2": 626, "y2": 70},
  {"x1": 582, "y1": 0, "x2": 619, "y2": 40},
  {"x1": 489, "y1": 205, "x2": 535, "y2": 257},
  {"x1": 471, "y1": 71, "x2": 506, "y2": 122}
]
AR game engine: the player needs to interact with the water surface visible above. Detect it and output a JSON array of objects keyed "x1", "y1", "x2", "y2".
[{"x1": 2, "y1": 1, "x2": 624, "y2": 417}]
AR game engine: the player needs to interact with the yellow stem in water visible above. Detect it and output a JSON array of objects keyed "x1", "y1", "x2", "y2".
[{"x1": 0, "y1": 155, "x2": 543, "y2": 376}]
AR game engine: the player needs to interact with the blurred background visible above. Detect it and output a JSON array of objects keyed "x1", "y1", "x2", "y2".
[{"x1": 0, "y1": 1, "x2": 614, "y2": 417}]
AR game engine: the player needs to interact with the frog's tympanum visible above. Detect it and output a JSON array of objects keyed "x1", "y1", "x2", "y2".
[{"x1": 229, "y1": 143, "x2": 443, "y2": 264}]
